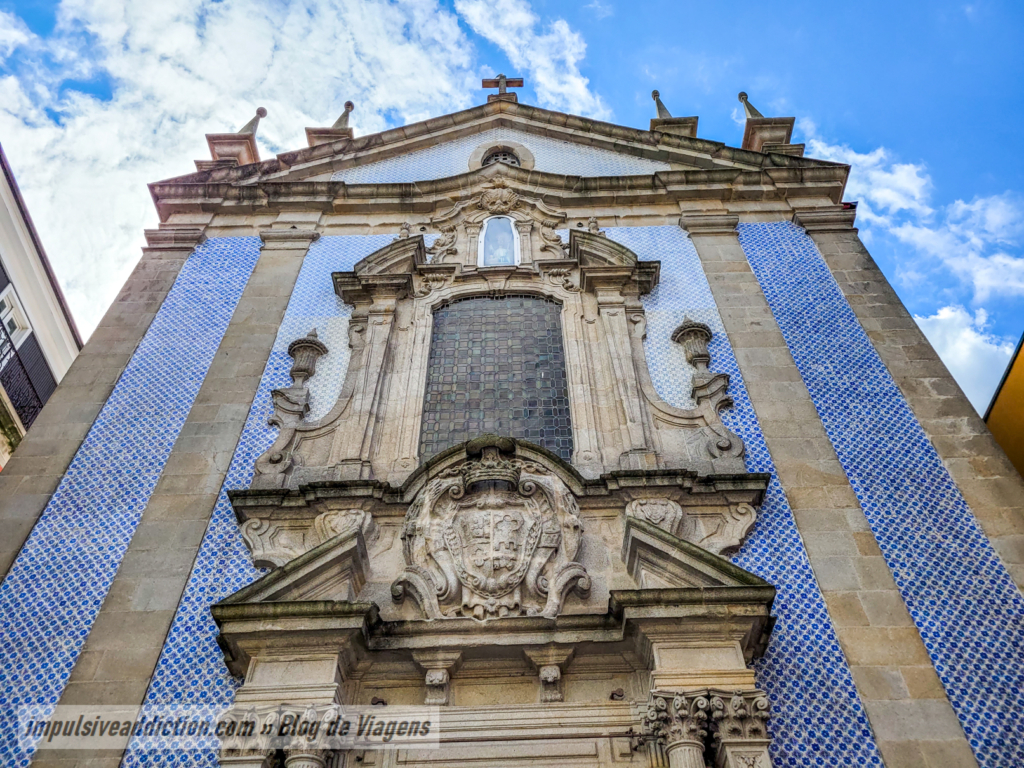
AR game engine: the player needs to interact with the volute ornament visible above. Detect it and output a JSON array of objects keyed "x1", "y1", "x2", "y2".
[{"x1": 392, "y1": 438, "x2": 590, "y2": 620}]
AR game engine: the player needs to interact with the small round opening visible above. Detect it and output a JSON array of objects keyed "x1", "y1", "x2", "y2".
[{"x1": 481, "y1": 148, "x2": 521, "y2": 167}]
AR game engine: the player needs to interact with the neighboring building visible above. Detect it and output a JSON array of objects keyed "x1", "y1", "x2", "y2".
[
  {"x1": 2, "y1": 83, "x2": 1024, "y2": 768},
  {"x1": 986, "y1": 332, "x2": 1024, "y2": 477},
  {"x1": 0, "y1": 143, "x2": 82, "y2": 467}
]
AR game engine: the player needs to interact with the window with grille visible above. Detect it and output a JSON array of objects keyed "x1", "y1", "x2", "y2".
[
  {"x1": 419, "y1": 295, "x2": 573, "y2": 461},
  {"x1": 481, "y1": 149, "x2": 521, "y2": 167}
]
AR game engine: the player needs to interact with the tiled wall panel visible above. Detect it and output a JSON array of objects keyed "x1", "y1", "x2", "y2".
[
  {"x1": 738, "y1": 221, "x2": 1024, "y2": 768},
  {"x1": 0, "y1": 238, "x2": 262, "y2": 766},
  {"x1": 612, "y1": 226, "x2": 883, "y2": 765},
  {"x1": 331, "y1": 127, "x2": 669, "y2": 183}
]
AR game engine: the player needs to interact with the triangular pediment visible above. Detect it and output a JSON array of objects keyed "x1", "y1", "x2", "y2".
[
  {"x1": 621, "y1": 516, "x2": 770, "y2": 590},
  {"x1": 218, "y1": 527, "x2": 369, "y2": 605},
  {"x1": 154, "y1": 100, "x2": 845, "y2": 192}
]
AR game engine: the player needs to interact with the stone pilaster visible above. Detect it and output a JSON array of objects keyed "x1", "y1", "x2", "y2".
[{"x1": 680, "y1": 213, "x2": 978, "y2": 768}]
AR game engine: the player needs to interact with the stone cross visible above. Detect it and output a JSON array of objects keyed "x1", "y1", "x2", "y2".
[{"x1": 482, "y1": 73, "x2": 524, "y2": 103}]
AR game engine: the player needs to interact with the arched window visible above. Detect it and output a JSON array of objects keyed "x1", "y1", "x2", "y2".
[{"x1": 478, "y1": 216, "x2": 519, "y2": 267}]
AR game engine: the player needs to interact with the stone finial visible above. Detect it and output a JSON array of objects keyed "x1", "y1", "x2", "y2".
[
  {"x1": 332, "y1": 100, "x2": 355, "y2": 130},
  {"x1": 652, "y1": 90, "x2": 672, "y2": 119},
  {"x1": 737, "y1": 92, "x2": 802, "y2": 155},
  {"x1": 199, "y1": 107, "x2": 268, "y2": 169},
  {"x1": 237, "y1": 106, "x2": 268, "y2": 135},
  {"x1": 287, "y1": 329, "x2": 329, "y2": 387},
  {"x1": 650, "y1": 91, "x2": 698, "y2": 138},
  {"x1": 671, "y1": 318, "x2": 713, "y2": 374},
  {"x1": 737, "y1": 92, "x2": 763, "y2": 119}
]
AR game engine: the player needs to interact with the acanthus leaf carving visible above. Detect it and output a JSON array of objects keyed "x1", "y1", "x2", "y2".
[{"x1": 392, "y1": 440, "x2": 590, "y2": 621}]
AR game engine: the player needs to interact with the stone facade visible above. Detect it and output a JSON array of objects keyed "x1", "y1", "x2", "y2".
[{"x1": 1, "y1": 92, "x2": 1022, "y2": 768}]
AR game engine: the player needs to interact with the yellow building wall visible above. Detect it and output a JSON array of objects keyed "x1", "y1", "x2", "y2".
[{"x1": 987, "y1": 342, "x2": 1024, "y2": 478}]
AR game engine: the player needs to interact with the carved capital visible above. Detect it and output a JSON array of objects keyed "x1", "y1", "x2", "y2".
[
  {"x1": 709, "y1": 689, "x2": 771, "y2": 743},
  {"x1": 679, "y1": 213, "x2": 739, "y2": 236},
  {"x1": 259, "y1": 229, "x2": 321, "y2": 249},
  {"x1": 645, "y1": 689, "x2": 710, "y2": 751},
  {"x1": 709, "y1": 689, "x2": 773, "y2": 768},
  {"x1": 792, "y1": 206, "x2": 858, "y2": 233}
]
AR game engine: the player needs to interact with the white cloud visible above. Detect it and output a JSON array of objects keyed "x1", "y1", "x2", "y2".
[
  {"x1": 1, "y1": 0, "x2": 485, "y2": 338},
  {"x1": 0, "y1": 11, "x2": 33, "y2": 61},
  {"x1": 914, "y1": 306, "x2": 1015, "y2": 414},
  {"x1": 584, "y1": 0, "x2": 614, "y2": 20},
  {"x1": 801, "y1": 120, "x2": 1024, "y2": 303},
  {"x1": 454, "y1": 0, "x2": 610, "y2": 119}
]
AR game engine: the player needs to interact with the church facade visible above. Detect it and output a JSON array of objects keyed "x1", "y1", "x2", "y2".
[{"x1": 1, "y1": 83, "x2": 1023, "y2": 768}]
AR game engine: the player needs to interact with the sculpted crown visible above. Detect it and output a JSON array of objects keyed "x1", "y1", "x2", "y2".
[{"x1": 461, "y1": 444, "x2": 521, "y2": 488}]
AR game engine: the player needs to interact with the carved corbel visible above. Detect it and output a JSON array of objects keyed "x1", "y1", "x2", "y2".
[
  {"x1": 523, "y1": 645, "x2": 575, "y2": 703},
  {"x1": 412, "y1": 650, "x2": 463, "y2": 706},
  {"x1": 709, "y1": 689, "x2": 773, "y2": 768},
  {"x1": 251, "y1": 330, "x2": 328, "y2": 489}
]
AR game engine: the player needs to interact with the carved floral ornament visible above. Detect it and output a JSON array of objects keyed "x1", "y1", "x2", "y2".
[{"x1": 393, "y1": 437, "x2": 590, "y2": 621}]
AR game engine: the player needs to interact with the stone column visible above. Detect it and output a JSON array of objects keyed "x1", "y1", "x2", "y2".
[{"x1": 284, "y1": 750, "x2": 332, "y2": 768}]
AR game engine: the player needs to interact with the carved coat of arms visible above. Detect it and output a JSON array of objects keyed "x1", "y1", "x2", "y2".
[{"x1": 393, "y1": 442, "x2": 590, "y2": 620}]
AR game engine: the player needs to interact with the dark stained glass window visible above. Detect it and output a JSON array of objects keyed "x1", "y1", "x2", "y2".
[{"x1": 419, "y1": 295, "x2": 573, "y2": 461}]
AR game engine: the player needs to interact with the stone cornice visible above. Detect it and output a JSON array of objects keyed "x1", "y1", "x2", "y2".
[
  {"x1": 143, "y1": 227, "x2": 207, "y2": 250},
  {"x1": 149, "y1": 163, "x2": 849, "y2": 222}
]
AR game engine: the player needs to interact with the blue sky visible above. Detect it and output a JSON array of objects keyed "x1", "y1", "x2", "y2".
[{"x1": 0, "y1": 0, "x2": 1021, "y2": 412}]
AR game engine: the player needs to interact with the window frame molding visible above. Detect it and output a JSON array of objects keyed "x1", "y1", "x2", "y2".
[
  {"x1": 477, "y1": 215, "x2": 522, "y2": 268},
  {"x1": 468, "y1": 141, "x2": 536, "y2": 172},
  {"x1": 0, "y1": 284, "x2": 32, "y2": 349}
]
